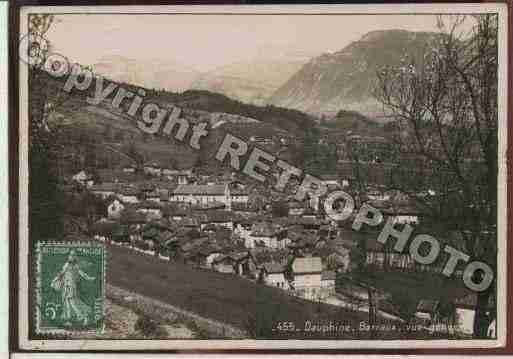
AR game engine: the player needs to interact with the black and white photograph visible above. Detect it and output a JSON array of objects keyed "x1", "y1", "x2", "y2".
[{"x1": 15, "y1": 4, "x2": 508, "y2": 350}]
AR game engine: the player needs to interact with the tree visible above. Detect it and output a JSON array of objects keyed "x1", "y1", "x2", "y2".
[
  {"x1": 374, "y1": 15, "x2": 498, "y2": 337},
  {"x1": 28, "y1": 15, "x2": 68, "y2": 241},
  {"x1": 392, "y1": 290, "x2": 418, "y2": 325}
]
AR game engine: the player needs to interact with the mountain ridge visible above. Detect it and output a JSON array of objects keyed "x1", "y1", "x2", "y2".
[{"x1": 269, "y1": 29, "x2": 437, "y2": 118}]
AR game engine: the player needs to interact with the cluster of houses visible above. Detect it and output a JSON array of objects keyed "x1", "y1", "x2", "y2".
[
  {"x1": 90, "y1": 202, "x2": 342, "y2": 301},
  {"x1": 68, "y1": 164, "x2": 491, "y2": 336}
]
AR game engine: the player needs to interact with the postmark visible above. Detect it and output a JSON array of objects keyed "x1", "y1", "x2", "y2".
[{"x1": 35, "y1": 242, "x2": 106, "y2": 335}]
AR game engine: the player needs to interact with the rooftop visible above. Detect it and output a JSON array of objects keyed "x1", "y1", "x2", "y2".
[
  {"x1": 321, "y1": 270, "x2": 337, "y2": 281},
  {"x1": 292, "y1": 257, "x2": 322, "y2": 274},
  {"x1": 263, "y1": 262, "x2": 285, "y2": 274},
  {"x1": 173, "y1": 184, "x2": 227, "y2": 196}
]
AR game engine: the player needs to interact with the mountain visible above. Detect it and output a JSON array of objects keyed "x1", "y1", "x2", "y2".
[
  {"x1": 191, "y1": 60, "x2": 307, "y2": 106},
  {"x1": 93, "y1": 55, "x2": 200, "y2": 92},
  {"x1": 269, "y1": 29, "x2": 436, "y2": 118}
]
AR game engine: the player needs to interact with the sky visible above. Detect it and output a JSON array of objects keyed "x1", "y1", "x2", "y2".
[{"x1": 44, "y1": 14, "x2": 475, "y2": 72}]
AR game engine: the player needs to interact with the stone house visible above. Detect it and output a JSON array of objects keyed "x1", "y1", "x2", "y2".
[
  {"x1": 291, "y1": 257, "x2": 323, "y2": 300},
  {"x1": 261, "y1": 262, "x2": 289, "y2": 290}
]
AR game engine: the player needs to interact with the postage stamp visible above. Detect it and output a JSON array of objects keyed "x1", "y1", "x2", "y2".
[{"x1": 35, "y1": 242, "x2": 106, "y2": 335}]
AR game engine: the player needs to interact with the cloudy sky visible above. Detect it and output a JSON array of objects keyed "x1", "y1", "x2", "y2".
[{"x1": 44, "y1": 13, "x2": 474, "y2": 72}]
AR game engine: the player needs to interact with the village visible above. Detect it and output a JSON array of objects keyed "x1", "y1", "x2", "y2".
[{"x1": 63, "y1": 149, "x2": 494, "y2": 338}]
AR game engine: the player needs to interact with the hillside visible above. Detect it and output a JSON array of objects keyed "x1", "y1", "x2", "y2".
[
  {"x1": 105, "y1": 243, "x2": 370, "y2": 338},
  {"x1": 38, "y1": 69, "x2": 316, "y2": 172},
  {"x1": 269, "y1": 30, "x2": 436, "y2": 117},
  {"x1": 322, "y1": 109, "x2": 386, "y2": 137}
]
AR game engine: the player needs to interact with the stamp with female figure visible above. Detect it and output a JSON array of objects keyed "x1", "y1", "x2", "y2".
[{"x1": 35, "y1": 242, "x2": 106, "y2": 334}]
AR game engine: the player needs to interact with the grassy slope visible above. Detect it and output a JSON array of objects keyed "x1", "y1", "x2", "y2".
[{"x1": 106, "y1": 244, "x2": 370, "y2": 338}]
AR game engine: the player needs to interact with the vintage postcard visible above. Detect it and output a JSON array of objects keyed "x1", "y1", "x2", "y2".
[{"x1": 15, "y1": 3, "x2": 508, "y2": 351}]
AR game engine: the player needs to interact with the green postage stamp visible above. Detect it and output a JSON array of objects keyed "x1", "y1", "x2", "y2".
[{"x1": 35, "y1": 242, "x2": 106, "y2": 335}]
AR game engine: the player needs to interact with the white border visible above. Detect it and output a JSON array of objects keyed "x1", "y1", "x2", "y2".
[{"x1": 17, "y1": 3, "x2": 508, "y2": 350}]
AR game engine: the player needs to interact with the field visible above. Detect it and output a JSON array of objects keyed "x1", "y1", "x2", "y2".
[{"x1": 104, "y1": 243, "x2": 370, "y2": 338}]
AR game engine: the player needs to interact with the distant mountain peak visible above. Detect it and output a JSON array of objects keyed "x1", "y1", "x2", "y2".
[{"x1": 269, "y1": 29, "x2": 437, "y2": 118}]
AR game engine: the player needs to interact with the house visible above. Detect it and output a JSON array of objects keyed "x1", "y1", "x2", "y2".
[
  {"x1": 118, "y1": 186, "x2": 139, "y2": 203},
  {"x1": 162, "y1": 205, "x2": 191, "y2": 221},
  {"x1": 245, "y1": 222, "x2": 278, "y2": 249},
  {"x1": 180, "y1": 217, "x2": 201, "y2": 230},
  {"x1": 97, "y1": 169, "x2": 126, "y2": 183},
  {"x1": 298, "y1": 215, "x2": 322, "y2": 230},
  {"x1": 90, "y1": 219, "x2": 118, "y2": 241},
  {"x1": 211, "y1": 254, "x2": 237, "y2": 274},
  {"x1": 146, "y1": 190, "x2": 161, "y2": 202},
  {"x1": 321, "y1": 270, "x2": 336, "y2": 296},
  {"x1": 163, "y1": 168, "x2": 193, "y2": 184},
  {"x1": 250, "y1": 135, "x2": 273, "y2": 146},
  {"x1": 291, "y1": 257, "x2": 323, "y2": 300},
  {"x1": 231, "y1": 188, "x2": 249, "y2": 203},
  {"x1": 367, "y1": 190, "x2": 391, "y2": 202},
  {"x1": 232, "y1": 202, "x2": 259, "y2": 216},
  {"x1": 415, "y1": 299, "x2": 440, "y2": 322},
  {"x1": 136, "y1": 200, "x2": 163, "y2": 219},
  {"x1": 161, "y1": 166, "x2": 176, "y2": 177},
  {"x1": 392, "y1": 215, "x2": 419, "y2": 225},
  {"x1": 90, "y1": 183, "x2": 118, "y2": 199},
  {"x1": 261, "y1": 262, "x2": 289, "y2": 290},
  {"x1": 122, "y1": 163, "x2": 138, "y2": 173},
  {"x1": 319, "y1": 175, "x2": 340, "y2": 189},
  {"x1": 72, "y1": 170, "x2": 94, "y2": 187},
  {"x1": 205, "y1": 250, "x2": 223, "y2": 267},
  {"x1": 177, "y1": 170, "x2": 193, "y2": 185},
  {"x1": 276, "y1": 235, "x2": 291, "y2": 250},
  {"x1": 200, "y1": 210, "x2": 234, "y2": 230},
  {"x1": 234, "y1": 251, "x2": 259, "y2": 277},
  {"x1": 143, "y1": 161, "x2": 162, "y2": 176},
  {"x1": 170, "y1": 184, "x2": 231, "y2": 209},
  {"x1": 107, "y1": 198, "x2": 125, "y2": 220},
  {"x1": 365, "y1": 239, "x2": 415, "y2": 271},
  {"x1": 120, "y1": 209, "x2": 147, "y2": 227},
  {"x1": 288, "y1": 200, "x2": 305, "y2": 216},
  {"x1": 454, "y1": 293, "x2": 495, "y2": 336}
]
